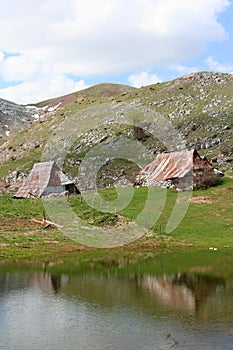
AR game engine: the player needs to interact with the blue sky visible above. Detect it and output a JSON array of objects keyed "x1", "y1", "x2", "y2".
[{"x1": 0, "y1": 0, "x2": 232, "y2": 104}]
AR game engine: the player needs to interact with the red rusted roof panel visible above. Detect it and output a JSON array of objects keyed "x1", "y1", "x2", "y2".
[{"x1": 139, "y1": 149, "x2": 197, "y2": 182}]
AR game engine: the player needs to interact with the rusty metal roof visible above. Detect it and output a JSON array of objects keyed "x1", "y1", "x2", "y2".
[
  {"x1": 138, "y1": 149, "x2": 198, "y2": 182},
  {"x1": 13, "y1": 161, "x2": 73, "y2": 198}
]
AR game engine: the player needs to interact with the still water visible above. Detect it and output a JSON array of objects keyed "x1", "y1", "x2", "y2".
[{"x1": 0, "y1": 250, "x2": 232, "y2": 350}]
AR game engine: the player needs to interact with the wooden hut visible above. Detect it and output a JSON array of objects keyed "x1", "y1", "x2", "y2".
[
  {"x1": 13, "y1": 161, "x2": 79, "y2": 198},
  {"x1": 136, "y1": 149, "x2": 221, "y2": 190}
]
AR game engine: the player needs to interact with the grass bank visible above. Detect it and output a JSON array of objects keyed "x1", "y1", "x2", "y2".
[{"x1": 0, "y1": 177, "x2": 232, "y2": 260}]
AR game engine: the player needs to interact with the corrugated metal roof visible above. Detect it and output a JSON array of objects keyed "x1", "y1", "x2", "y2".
[
  {"x1": 60, "y1": 172, "x2": 73, "y2": 185},
  {"x1": 13, "y1": 161, "x2": 73, "y2": 198},
  {"x1": 138, "y1": 149, "x2": 197, "y2": 182}
]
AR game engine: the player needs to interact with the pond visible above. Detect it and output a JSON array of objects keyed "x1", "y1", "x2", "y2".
[{"x1": 0, "y1": 250, "x2": 232, "y2": 350}]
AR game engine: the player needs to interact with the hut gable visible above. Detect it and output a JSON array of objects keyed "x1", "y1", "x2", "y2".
[
  {"x1": 137, "y1": 149, "x2": 219, "y2": 190},
  {"x1": 13, "y1": 161, "x2": 78, "y2": 198}
]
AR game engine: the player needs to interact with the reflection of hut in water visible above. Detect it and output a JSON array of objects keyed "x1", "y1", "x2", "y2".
[
  {"x1": 51, "y1": 275, "x2": 62, "y2": 294},
  {"x1": 31, "y1": 272, "x2": 69, "y2": 294},
  {"x1": 139, "y1": 273, "x2": 224, "y2": 313}
]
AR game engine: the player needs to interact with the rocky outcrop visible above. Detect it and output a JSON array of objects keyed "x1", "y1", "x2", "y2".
[
  {"x1": 0, "y1": 98, "x2": 56, "y2": 138},
  {"x1": 6, "y1": 170, "x2": 27, "y2": 186}
]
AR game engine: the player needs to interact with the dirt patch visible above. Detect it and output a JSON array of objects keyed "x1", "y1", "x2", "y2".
[
  {"x1": 0, "y1": 243, "x2": 9, "y2": 248},
  {"x1": 190, "y1": 196, "x2": 212, "y2": 204},
  {"x1": 0, "y1": 218, "x2": 37, "y2": 229},
  {"x1": 212, "y1": 186, "x2": 233, "y2": 194}
]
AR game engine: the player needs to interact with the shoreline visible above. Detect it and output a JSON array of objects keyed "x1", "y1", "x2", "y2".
[{"x1": 0, "y1": 232, "x2": 232, "y2": 262}]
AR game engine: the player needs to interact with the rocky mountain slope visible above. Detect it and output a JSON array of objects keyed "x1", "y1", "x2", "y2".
[
  {"x1": 0, "y1": 72, "x2": 232, "y2": 189},
  {"x1": 0, "y1": 98, "x2": 44, "y2": 138}
]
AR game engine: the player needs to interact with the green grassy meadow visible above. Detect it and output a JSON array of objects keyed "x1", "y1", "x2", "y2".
[{"x1": 0, "y1": 177, "x2": 232, "y2": 260}]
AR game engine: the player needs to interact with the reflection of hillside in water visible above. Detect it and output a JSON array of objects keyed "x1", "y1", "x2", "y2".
[
  {"x1": 0, "y1": 272, "x2": 33, "y2": 291},
  {"x1": 139, "y1": 273, "x2": 223, "y2": 313},
  {"x1": 0, "y1": 265, "x2": 232, "y2": 322},
  {"x1": 0, "y1": 271, "x2": 230, "y2": 319},
  {"x1": 40, "y1": 272, "x2": 232, "y2": 320}
]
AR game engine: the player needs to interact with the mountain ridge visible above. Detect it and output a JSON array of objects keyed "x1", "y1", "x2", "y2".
[{"x1": 0, "y1": 71, "x2": 232, "y2": 187}]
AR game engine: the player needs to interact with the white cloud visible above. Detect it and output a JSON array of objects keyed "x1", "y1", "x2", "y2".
[
  {"x1": 171, "y1": 64, "x2": 199, "y2": 76},
  {"x1": 0, "y1": 54, "x2": 40, "y2": 81},
  {"x1": 0, "y1": 51, "x2": 4, "y2": 63},
  {"x1": 0, "y1": 75, "x2": 87, "y2": 104},
  {"x1": 205, "y1": 56, "x2": 233, "y2": 72},
  {"x1": 128, "y1": 71, "x2": 161, "y2": 87},
  {"x1": 0, "y1": 0, "x2": 231, "y2": 102}
]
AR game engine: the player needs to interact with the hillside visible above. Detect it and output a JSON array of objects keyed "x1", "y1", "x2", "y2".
[
  {"x1": 35, "y1": 82, "x2": 136, "y2": 109},
  {"x1": 0, "y1": 98, "x2": 40, "y2": 138},
  {"x1": 0, "y1": 73, "x2": 232, "y2": 189},
  {"x1": 0, "y1": 97, "x2": 59, "y2": 140}
]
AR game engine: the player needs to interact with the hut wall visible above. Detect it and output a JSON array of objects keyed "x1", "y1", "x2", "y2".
[
  {"x1": 193, "y1": 157, "x2": 218, "y2": 189},
  {"x1": 43, "y1": 185, "x2": 65, "y2": 195},
  {"x1": 172, "y1": 171, "x2": 193, "y2": 191}
]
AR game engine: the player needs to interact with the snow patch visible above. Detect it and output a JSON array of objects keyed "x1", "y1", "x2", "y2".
[
  {"x1": 26, "y1": 105, "x2": 41, "y2": 111},
  {"x1": 47, "y1": 102, "x2": 62, "y2": 112}
]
